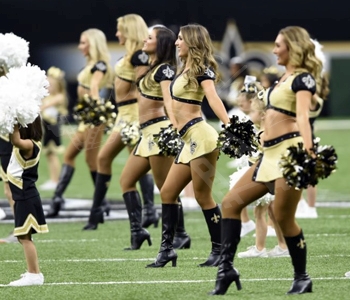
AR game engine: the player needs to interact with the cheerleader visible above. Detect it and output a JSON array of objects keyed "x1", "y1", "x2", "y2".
[
  {"x1": 7, "y1": 120, "x2": 49, "y2": 286},
  {"x1": 120, "y1": 26, "x2": 192, "y2": 250},
  {"x1": 0, "y1": 33, "x2": 29, "y2": 243},
  {"x1": 147, "y1": 24, "x2": 230, "y2": 268},
  {"x1": 83, "y1": 14, "x2": 158, "y2": 230},
  {"x1": 46, "y1": 28, "x2": 114, "y2": 217},
  {"x1": 236, "y1": 96, "x2": 289, "y2": 258},
  {"x1": 39, "y1": 67, "x2": 68, "y2": 191},
  {"x1": 209, "y1": 26, "x2": 323, "y2": 295}
]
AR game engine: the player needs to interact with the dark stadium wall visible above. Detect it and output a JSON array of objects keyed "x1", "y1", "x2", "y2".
[{"x1": 1, "y1": 0, "x2": 349, "y2": 116}]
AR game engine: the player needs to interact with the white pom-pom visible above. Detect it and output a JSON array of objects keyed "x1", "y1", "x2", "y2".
[
  {"x1": 255, "y1": 193, "x2": 274, "y2": 206},
  {"x1": 229, "y1": 166, "x2": 250, "y2": 190},
  {"x1": 0, "y1": 63, "x2": 49, "y2": 134},
  {"x1": 0, "y1": 33, "x2": 30, "y2": 69},
  {"x1": 310, "y1": 39, "x2": 326, "y2": 68}
]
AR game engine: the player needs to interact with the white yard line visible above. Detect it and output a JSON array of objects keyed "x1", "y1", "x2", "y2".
[
  {"x1": 2, "y1": 253, "x2": 350, "y2": 264},
  {"x1": 0, "y1": 277, "x2": 348, "y2": 287}
]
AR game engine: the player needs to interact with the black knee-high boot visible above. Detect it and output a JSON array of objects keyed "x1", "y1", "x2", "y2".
[
  {"x1": 173, "y1": 198, "x2": 191, "y2": 249},
  {"x1": 199, "y1": 205, "x2": 222, "y2": 267},
  {"x1": 123, "y1": 191, "x2": 152, "y2": 250},
  {"x1": 209, "y1": 219, "x2": 242, "y2": 295},
  {"x1": 90, "y1": 171, "x2": 111, "y2": 216},
  {"x1": 146, "y1": 204, "x2": 178, "y2": 268},
  {"x1": 82, "y1": 173, "x2": 112, "y2": 230},
  {"x1": 139, "y1": 173, "x2": 159, "y2": 228},
  {"x1": 284, "y1": 230, "x2": 312, "y2": 294},
  {"x1": 46, "y1": 164, "x2": 75, "y2": 217}
]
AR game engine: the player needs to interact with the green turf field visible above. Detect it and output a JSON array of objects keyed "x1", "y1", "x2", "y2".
[
  {"x1": 0, "y1": 119, "x2": 349, "y2": 299},
  {"x1": 0, "y1": 208, "x2": 350, "y2": 299},
  {"x1": 35, "y1": 120, "x2": 350, "y2": 203}
]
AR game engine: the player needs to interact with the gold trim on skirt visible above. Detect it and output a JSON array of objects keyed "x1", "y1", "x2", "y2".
[
  {"x1": 134, "y1": 119, "x2": 171, "y2": 157},
  {"x1": 14, "y1": 197, "x2": 49, "y2": 236},
  {"x1": 175, "y1": 120, "x2": 218, "y2": 164},
  {"x1": 253, "y1": 134, "x2": 303, "y2": 182},
  {"x1": 113, "y1": 102, "x2": 139, "y2": 133}
]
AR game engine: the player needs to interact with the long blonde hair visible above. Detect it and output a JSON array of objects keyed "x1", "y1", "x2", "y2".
[
  {"x1": 178, "y1": 24, "x2": 219, "y2": 88},
  {"x1": 82, "y1": 28, "x2": 114, "y2": 85},
  {"x1": 279, "y1": 26, "x2": 323, "y2": 93},
  {"x1": 117, "y1": 14, "x2": 148, "y2": 63}
]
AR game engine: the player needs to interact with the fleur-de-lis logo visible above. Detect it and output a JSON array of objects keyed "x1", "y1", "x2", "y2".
[
  {"x1": 297, "y1": 238, "x2": 306, "y2": 249},
  {"x1": 204, "y1": 67, "x2": 215, "y2": 78},
  {"x1": 148, "y1": 138, "x2": 155, "y2": 151},
  {"x1": 211, "y1": 213, "x2": 221, "y2": 224},
  {"x1": 302, "y1": 75, "x2": 315, "y2": 89},
  {"x1": 138, "y1": 52, "x2": 149, "y2": 64},
  {"x1": 95, "y1": 62, "x2": 107, "y2": 72},
  {"x1": 190, "y1": 138, "x2": 197, "y2": 155},
  {"x1": 163, "y1": 66, "x2": 175, "y2": 79}
]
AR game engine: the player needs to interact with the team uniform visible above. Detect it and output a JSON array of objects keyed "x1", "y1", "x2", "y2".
[
  {"x1": 252, "y1": 72, "x2": 317, "y2": 186},
  {"x1": 77, "y1": 60, "x2": 113, "y2": 132},
  {"x1": 171, "y1": 67, "x2": 219, "y2": 164},
  {"x1": 113, "y1": 50, "x2": 149, "y2": 133},
  {"x1": 133, "y1": 63, "x2": 175, "y2": 157},
  {"x1": 0, "y1": 134, "x2": 13, "y2": 183},
  {"x1": 7, "y1": 141, "x2": 48, "y2": 236}
]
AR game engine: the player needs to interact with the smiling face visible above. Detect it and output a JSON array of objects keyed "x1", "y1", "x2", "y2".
[
  {"x1": 273, "y1": 34, "x2": 289, "y2": 66},
  {"x1": 116, "y1": 23, "x2": 126, "y2": 45},
  {"x1": 142, "y1": 29, "x2": 157, "y2": 54},
  {"x1": 175, "y1": 30, "x2": 189, "y2": 59},
  {"x1": 78, "y1": 33, "x2": 89, "y2": 57}
]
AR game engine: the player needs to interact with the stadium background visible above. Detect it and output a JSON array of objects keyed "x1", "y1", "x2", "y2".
[{"x1": 1, "y1": 0, "x2": 350, "y2": 117}]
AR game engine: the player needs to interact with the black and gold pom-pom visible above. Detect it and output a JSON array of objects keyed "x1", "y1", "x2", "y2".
[
  {"x1": 279, "y1": 139, "x2": 337, "y2": 189},
  {"x1": 120, "y1": 122, "x2": 140, "y2": 147},
  {"x1": 73, "y1": 94, "x2": 116, "y2": 129},
  {"x1": 217, "y1": 115, "x2": 259, "y2": 159},
  {"x1": 153, "y1": 124, "x2": 182, "y2": 156}
]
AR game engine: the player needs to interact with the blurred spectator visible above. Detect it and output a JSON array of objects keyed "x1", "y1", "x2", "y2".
[
  {"x1": 259, "y1": 66, "x2": 280, "y2": 88},
  {"x1": 226, "y1": 56, "x2": 250, "y2": 108}
]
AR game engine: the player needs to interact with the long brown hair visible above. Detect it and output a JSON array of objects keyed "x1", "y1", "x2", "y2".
[
  {"x1": 178, "y1": 24, "x2": 219, "y2": 88},
  {"x1": 138, "y1": 26, "x2": 177, "y2": 91},
  {"x1": 19, "y1": 116, "x2": 43, "y2": 142}
]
